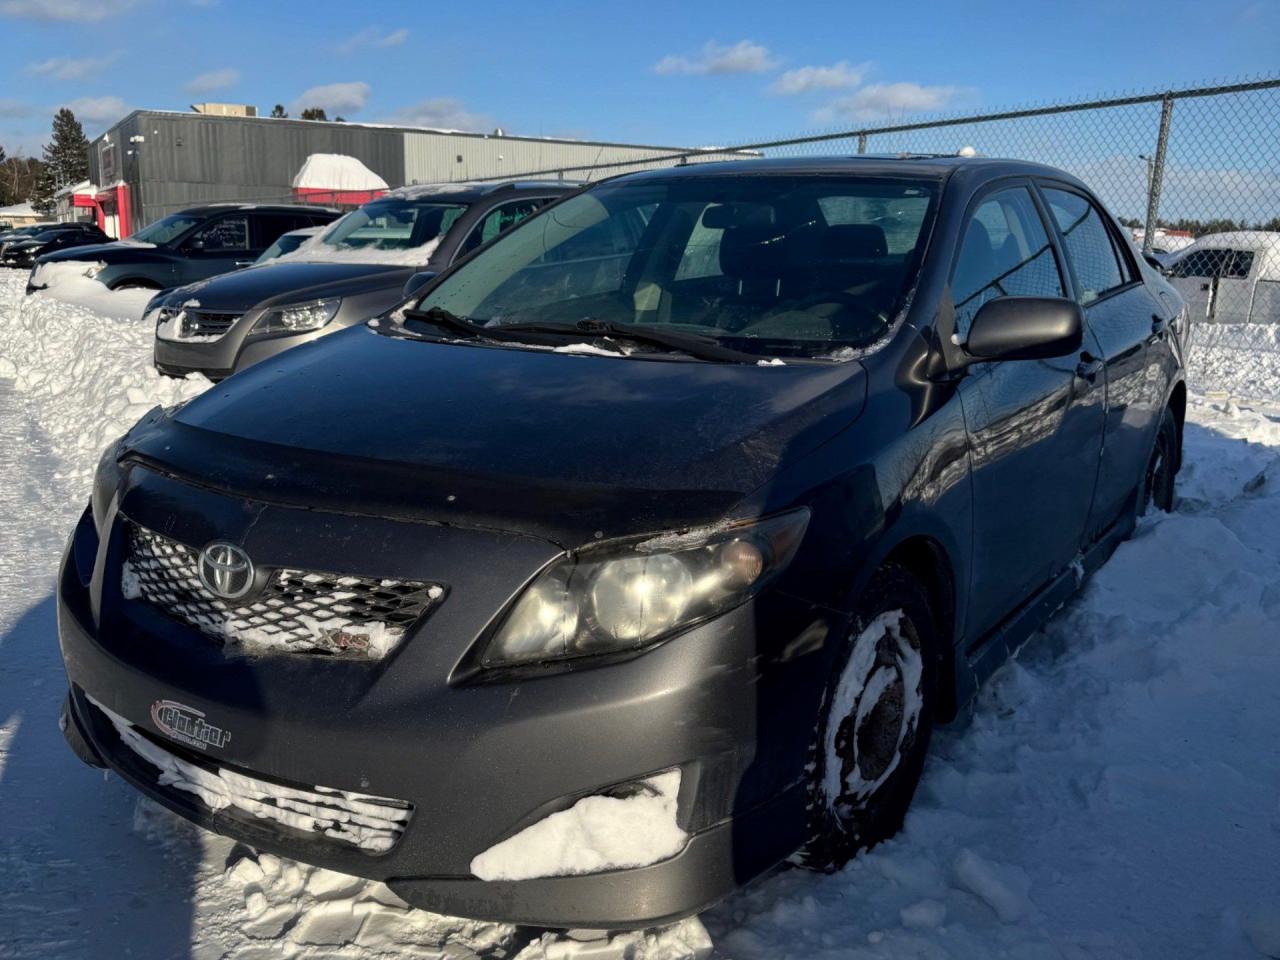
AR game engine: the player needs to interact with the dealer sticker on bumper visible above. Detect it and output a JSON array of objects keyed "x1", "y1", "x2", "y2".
[{"x1": 150, "y1": 699, "x2": 231, "y2": 752}]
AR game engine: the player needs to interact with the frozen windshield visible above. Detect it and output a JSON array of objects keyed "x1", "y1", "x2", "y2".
[
  {"x1": 314, "y1": 199, "x2": 466, "y2": 253},
  {"x1": 131, "y1": 213, "x2": 204, "y2": 245},
  {"x1": 414, "y1": 175, "x2": 938, "y2": 358}
]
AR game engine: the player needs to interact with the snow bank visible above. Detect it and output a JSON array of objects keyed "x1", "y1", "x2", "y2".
[
  {"x1": 27, "y1": 259, "x2": 155, "y2": 319},
  {"x1": 470, "y1": 771, "x2": 687, "y2": 882},
  {"x1": 1189, "y1": 322, "x2": 1280, "y2": 404},
  {"x1": 0, "y1": 271, "x2": 209, "y2": 494}
]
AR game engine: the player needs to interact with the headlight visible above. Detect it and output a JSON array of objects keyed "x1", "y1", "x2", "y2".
[
  {"x1": 91, "y1": 438, "x2": 124, "y2": 532},
  {"x1": 481, "y1": 509, "x2": 810, "y2": 668},
  {"x1": 84, "y1": 261, "x2": 107, "y2": 280},
  {"x1": 253, "y1": 297, "x2": 341, "y2": 335}
]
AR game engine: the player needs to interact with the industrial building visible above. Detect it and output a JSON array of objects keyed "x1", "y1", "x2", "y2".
[{"x1": 84, "y1": 109, "x2": 754, "y2": 237}]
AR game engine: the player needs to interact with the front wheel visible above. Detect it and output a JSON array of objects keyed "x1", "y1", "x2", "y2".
[
  {"x1": 1140, "y1": 407, "x2": 1179, "y2": 515},
  {"x1": 797, "y1": 564, "x2": 938, "y2": 871}
]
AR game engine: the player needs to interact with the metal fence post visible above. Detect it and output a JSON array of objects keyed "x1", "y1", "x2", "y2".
[
  {"x1": 857, "y1": 134, "x2": 868, "y2": 155},
  {"x1": 1141, "y1": 95, "x2": 1174, "y2": 254}
]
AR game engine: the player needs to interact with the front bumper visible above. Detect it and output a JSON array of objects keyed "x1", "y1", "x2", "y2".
[{"x1": 57, "y1": 480, "x2": 832, "y2": 927}]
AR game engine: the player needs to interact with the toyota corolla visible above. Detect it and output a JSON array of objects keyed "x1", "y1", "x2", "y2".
[{"x1": 57, "y1": 156, "x2": 1187, "y2": 929}]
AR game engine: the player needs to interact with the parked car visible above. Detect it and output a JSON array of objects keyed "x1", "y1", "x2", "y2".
[
  {"x1": 0, "y1": 221, "x2": 59, "y2": 259},
  {"x1": 252, "y1": 226, "x2": 323, "y2": 265},
  {"x1": 2, "y1": 222, "x2": 111, "y2": 268},
  {"x1": 1165, "y1": 230, "x2": 1280, "y2": 325},
  {"x1": 59, "y1": 157, "x2": 1186, "y2": 930},
  {"x1": 26, "y1": 204, "x2": 340, "y2": 294},
  {"x1": 147, "y1": 181, "x2": 574, "y2": 380}
]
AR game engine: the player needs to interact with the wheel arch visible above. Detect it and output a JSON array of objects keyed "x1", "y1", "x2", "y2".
[{"x1": 1167, "y1": 378, "x2": 1187, "y2": 472}]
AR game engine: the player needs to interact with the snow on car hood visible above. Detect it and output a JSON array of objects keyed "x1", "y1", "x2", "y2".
[
  {"x1": 125, "y1": 326, "x2": 868, "y2": 544},
  {"x1": 274, "y1": 235, "x2": 443, "y2": 268}
]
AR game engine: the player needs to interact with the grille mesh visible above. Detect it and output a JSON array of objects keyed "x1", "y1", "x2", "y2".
[{"x1": 123, "y1": 524, "x2": 444, "y2": 658}]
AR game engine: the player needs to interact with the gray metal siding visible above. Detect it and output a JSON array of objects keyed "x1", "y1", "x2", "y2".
[{"x1": 403, "y1": 133, "x2": 753, "y2": 184}]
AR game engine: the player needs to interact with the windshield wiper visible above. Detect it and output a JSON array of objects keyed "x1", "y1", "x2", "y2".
[
  {"x1": 499, "y1": 318, "x2": 762, "y2": 364},
  {"x1": 401, "y1": 306, "x2": 495, "y2": 340}
]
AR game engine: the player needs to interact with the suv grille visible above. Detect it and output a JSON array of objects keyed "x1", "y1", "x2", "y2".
[
  {"x1": 123, "y1": 523, "x2": 445, "y2": 659},
  {"x1": 181, "y1": 309, "x2": 240, "y2": 339}
]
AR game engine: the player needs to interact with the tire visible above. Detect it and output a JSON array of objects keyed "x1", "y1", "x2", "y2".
[
  {"x1": 797, "y1": 564, "x2": 939, "y2": 872},
  {"x1": 1140, "y1": 407, "x2": 1179, "y2": 516}
]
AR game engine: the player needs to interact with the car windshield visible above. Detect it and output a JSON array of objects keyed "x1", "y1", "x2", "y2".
[
  {"x1": 411, "y1": 175, "x2": 938, "y2": 359},
  {"x1": 254, "y1": 230, "x2": 315, "y2": 265},
  {"x1": 131, "y1": 213, "x2": 204, "y2": 245},
  {"x1": 312, "y1": 199, "x2": 466, "y2": 254}
]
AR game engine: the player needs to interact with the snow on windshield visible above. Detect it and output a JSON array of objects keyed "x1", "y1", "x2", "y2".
[{"x1": 275, "y1": 199, "x2": 463, "y2": 267}]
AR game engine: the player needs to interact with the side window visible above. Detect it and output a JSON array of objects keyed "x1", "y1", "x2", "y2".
[
  {"x1": 458, "y1": 199, "x2": 550, "y2": 258},
  {"x1": 1042, "y1": 188, "x2": 1126, "y2": 302},
  {"x1": 251, "y1": 214, "x2": 300, "y2": 248},
  {"x1": 951, "y1": 187, "x2": 1065, "y2": 335},
  {"x1": 191, "y1": 216, "x2": 249, "y2": 252},
  {"x1": 674, "y1": 206, "x2": 725, "y2": 281}
]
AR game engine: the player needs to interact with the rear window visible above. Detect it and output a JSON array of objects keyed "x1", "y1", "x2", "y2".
[{"x1": 1171, "y1": 248, "x2": 1255, "y2": 279}]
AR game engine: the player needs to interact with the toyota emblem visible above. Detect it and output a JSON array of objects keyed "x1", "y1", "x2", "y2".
[{"x1": 197, "y1": 542, "x2": 254, "y2": 600}]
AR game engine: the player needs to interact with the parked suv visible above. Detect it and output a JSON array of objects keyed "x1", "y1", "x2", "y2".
[
  {"x1": 27, "y1": 204, "x2": 340, "y2": 293},
  {"x1": 2, "y1": 222, "x2": 110, "y2": 268},
  {"x1": 147, "y1": 181, "x2": 574, "y2": 380},
  {"x1": 59, "y1": 157, "x2": 1185, "y2": 930}
]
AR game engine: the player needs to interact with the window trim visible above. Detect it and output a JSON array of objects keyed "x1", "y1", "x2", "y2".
[
  {"x1": 1032, "y1": 178, "x2": 1143, "y2": 308},
  {"x1": 946, "y1": 175, "x2": 1072, "y2": 326},
  {"x1": 454, "y1": 195, "x2": 558, "y2": 263}
]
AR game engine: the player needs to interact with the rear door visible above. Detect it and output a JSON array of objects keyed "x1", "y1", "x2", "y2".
[
  {"x1": 1038, "y1": 183, "x2": 1167, "y2": 540},
  {"x1": 952, "y1": 182, "x2": 1106, "y2": 635}
]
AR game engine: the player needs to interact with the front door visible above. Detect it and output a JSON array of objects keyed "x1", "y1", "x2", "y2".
[
  {"x1": 177, "y1": 214, "x2": 257, "y2": 284},
  {"x1": 1039, "y1": 185, "x2": 1168, "y2": 539},
  {"x1": 951, "y1": 183, "x2": 1106, "y2": 638}
]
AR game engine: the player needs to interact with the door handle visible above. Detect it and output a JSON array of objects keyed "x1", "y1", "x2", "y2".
[
  {"x1": 234, "y1": 259, "x2": 255, "y2": 269},
  {"x1": 1075, "y1": 352, "x2": 1104, "y2": 381},
  {"x1": 1149, "y1": 314, "x2": 1169, "y2": 342}
]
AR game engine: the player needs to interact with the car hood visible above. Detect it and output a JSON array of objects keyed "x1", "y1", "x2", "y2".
[
  {"x1": 159, "y1": 262, "x2": 413, "y2": 312},
  {"x1": 124, "y1": 326, "x2": 868, "y2": 545},
  {"x1": 38, "y1": 240, "x2": 163, "y2": 264}
]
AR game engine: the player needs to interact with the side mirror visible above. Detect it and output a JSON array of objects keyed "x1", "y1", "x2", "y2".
[
  {"x1": 964, "y1": 296, "x2": 1083, "y2": 363},
  {"x1": 403, "y1": 270, "x2": 438, "y2": 299}
]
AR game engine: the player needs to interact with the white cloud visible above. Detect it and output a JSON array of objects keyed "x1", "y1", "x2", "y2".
[
  {"x1": 291, "y1": 82, "x2": 371, "y2": 117},
  {"x1": 383, "y1": 97, "x2": 493, "y2": 133},
  {"x1": 0, "y1": 0, "x2": 136, "y2": 21},
  {"x1": 63, "y1": 95, "x2": 129, "y2": 125},
  {"x1": 653, "y1": 40, "x2": 778, "y2": 76},
  {"x1": 27, "y1": 51, "x2": 121, "y2": 81},
  {"x1": 771, "y1": 60, "x2": 870, "y2": 95},
  {"x1": 0, "y1": 98, "x2": 33, "y2": 118},
  {"x1": 185, "y1": 68, "x2": 240, "y2": 95},
  {"x1": 337, "y1": 26, "x2": 409, "y2": 54},
  {"x1": 815, "y1": 82, "x2": 959, "y2": 122}
]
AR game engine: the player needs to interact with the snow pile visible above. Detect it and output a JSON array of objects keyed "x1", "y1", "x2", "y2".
[
  {"x1": 470, "y1": 771, "x2": 687, "y2": 882},
  {"x1": 513, "y1": 918, "x2": 712, "y2": 960},
  {"x1": 1189, "y1": 322, "x2": 1280, "y2": 404},
  {"x1": 292, "y1": 154, "x2": 389, "y2": 192},
  {"x1": 279, "y1": 232, "x2": 443, "y2": 267},
  {"x1": 0, "y1": 270, "x2": 209, "y2": 493},
  {"x1": 27, "y1": 259, "x2": 156, "y2": 318}
]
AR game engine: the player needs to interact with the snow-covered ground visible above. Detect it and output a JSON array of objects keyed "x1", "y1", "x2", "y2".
[{"x1": 1, "y1": 265, "x2": 1278, "y2": 958}]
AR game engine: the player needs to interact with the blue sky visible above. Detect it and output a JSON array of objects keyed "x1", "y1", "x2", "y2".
[{"x1": 1, "y1": 0, "x2": 1277, "y2": 157}]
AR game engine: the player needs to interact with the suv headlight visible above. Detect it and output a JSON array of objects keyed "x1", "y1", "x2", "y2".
[
  {"x1": 481, "y1": 509, "x2": 810, "y2": 668},
  {"x1": 253, "y1": 297, "x2": 341, "y2": 335},
  {"x1": 84, "y1": 261, "x2": 107, "y2": 279}
]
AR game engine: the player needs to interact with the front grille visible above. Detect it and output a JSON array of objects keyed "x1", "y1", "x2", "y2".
[
  {"x1": 156, "y1": 307, "x2": 240, "y2": 341},
  {"x1": 123, "y1": 523, "x2": 444, "y2": 659},
  {"x1": 89, "y1": 695, "x2": 412, "y2": 853}
]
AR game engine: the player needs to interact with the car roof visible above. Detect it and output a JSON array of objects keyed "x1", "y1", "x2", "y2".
[
  {"x1": 388, "y1": 179, "x2": 581, "y2": 203},
  {"x1": 605, "y1": 154, "x2": 1079, "y2": 186},
  {"x1": 173, "y1": 203, "x2": 342, "y2": 217}
]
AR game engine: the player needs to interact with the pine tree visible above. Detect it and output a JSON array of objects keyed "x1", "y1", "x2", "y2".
[
  {"x1": 299, "y1": 107, "x2": 328, "y2": 121},
  {"x1": 31, "y1": 108, "x2": 90, "y2": 215},
  {"x1": 270, "y1": 104, "x2": 288, "y2": 118}
]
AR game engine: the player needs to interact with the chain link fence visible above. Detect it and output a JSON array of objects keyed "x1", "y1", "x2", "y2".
[{"x1": 469, "y1": 78, "x2": 1280, "y2": 332}]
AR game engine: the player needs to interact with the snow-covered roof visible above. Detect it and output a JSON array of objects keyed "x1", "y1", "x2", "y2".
[
  {"x1": 291, "y1": 154, "x2": 389, "y2": 192},
  {"x1": 54, "y1": 180, "x2": 96, "y2": 198},
  {"x1": 0, "y1": 201, "x2": 37, "y2": 217}
]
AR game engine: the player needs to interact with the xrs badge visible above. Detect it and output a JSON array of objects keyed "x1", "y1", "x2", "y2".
[{"x1": 150, "y1": 700, "x2": 231, "y2": 751}]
